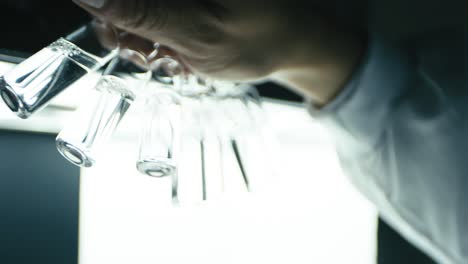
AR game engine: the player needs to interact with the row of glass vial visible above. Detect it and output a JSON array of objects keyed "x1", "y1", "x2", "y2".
[{"x1": 0, "y1": 21, "x2": 272, "y2": 204}]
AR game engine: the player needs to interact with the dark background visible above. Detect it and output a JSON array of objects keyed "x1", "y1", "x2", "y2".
[{"x1": 0, "y1": 131, "x2": 80, "y2": 264}]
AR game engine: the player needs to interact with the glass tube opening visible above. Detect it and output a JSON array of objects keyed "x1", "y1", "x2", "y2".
[
  {"x1": 0, "y1": 85, "x2": 20, "y2": 113},
  {"x1": 136, "y1": 158, "x2": 176, "y2": 178},
  {"x1": 56, "y1": 139, "x2": 95, "y2": 167}
]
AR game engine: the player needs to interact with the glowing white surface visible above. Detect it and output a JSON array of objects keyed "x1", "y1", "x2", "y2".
[{"x1": 79, "y1": 102, "x2": 378, "y2": 264}]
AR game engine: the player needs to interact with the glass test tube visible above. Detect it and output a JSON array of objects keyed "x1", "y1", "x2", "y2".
[
  {"x1": 56, "y1": 50, "x2": 151, "y2": 167},
  {"x1": 137, "y1": 90, "x2": 181, "y2": 177},
  {"x1": 214, "y1": 86, "x2": 258, "y2": 192},
  {"x1": 245, "y1": 86, "x2": 277, "y2": 191},
  {"x1": 0, "y1": 20, "x2": 118, "y2": 118},
  {"x1": 198, "y1": 95, "x2": 225, "y2": 200},
  {"x1": 136, "y1": 56, "x2": 183, "y2": 177},
  {"x1": 229, "y1": 85, "x2": 273, "y2": 192}
]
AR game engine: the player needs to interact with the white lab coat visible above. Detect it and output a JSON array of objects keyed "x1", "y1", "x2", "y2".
[{"x1": 308, "y1": 10, "x2": 467, "y2": 263}]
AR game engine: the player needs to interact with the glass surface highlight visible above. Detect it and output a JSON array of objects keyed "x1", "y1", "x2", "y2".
[
  {"x1": 0, "y1": 21, "x2": 118, "y2": 118},
  {"x1": 136, "y1": 90, "x2": 181, "y2": 178},
  {"x1": 56, "y1": 52, "x2": 150, "y2": 168}
]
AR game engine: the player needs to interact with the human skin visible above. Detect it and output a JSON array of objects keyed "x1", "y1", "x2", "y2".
[{"x1": 73, "y1": 0, "x2": 365, "y2": 106}]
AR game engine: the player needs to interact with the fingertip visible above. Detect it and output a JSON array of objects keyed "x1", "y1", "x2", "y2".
[
  {"x1": 92, "y1": 20, "x2": 120, "y2": 50},
  {"x1": 119, "y1": 33, "x2": 156, "y2": 57}
]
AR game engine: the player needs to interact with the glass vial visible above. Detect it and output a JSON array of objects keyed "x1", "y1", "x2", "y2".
[
  {"x1": 56, "y1": 50, "x2": 150, "y2": 167},
  {"x1": 136, "y1": 54, "x2": 185, "y2": 177},
  {"x1": 0, "y1": 20, "x2": 119, "y2": 118},
  {"x1": 136, "y1": 89, "x2": 181, "y2": 177}
]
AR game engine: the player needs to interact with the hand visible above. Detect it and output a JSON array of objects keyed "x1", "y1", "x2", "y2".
[{"x1": 73, "y1": 0, "x2": 365, "y2": 106}]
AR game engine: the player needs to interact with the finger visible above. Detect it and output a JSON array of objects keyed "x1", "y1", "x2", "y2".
[
  {"x1": 72, "y1": 0, "x2": 229, "y2": 55},
  {"x1": 92, "y1": 19, "x2": 120, "y2": 50},
  {"x1": 91, "y1": 15, "x2": 185, "y2": 71},
  {"x1": 72, "y1": 0, "x2": 172, "y2": 39},
  {"x1": 118, "y1": 32, "x2": 156, "y2": 57},
  {"x1": 92, "y1": 21, "x2": 156, "y2": 63},
  {"x1": 118, "y1": 35, "x2": 183, "y2": 70}
]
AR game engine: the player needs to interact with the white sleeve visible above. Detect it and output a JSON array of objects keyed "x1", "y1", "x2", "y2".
[{"x1": 308, "y1": 27, "x2": 468, "y2": 264}]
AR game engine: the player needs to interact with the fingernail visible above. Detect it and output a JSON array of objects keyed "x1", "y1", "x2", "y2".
[{"x1": 73, "y1": 0, "x2": 107, "y2": 9}]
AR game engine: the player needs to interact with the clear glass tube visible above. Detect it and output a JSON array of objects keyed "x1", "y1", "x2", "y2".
[
  {"x1": 56, "y1": 50, "x2": 150, "y2": 167},
  {"x1": 224, "y1": 86, "x2": 272, "y2": 192},
  {"x1": 136, "y1": 89, "x2": 181, "y2": 177},
  {"x1": 0, "y1": 20, "x2": 119, "y2": 118},
  {"x1": 223, "y1": 97, "x2": 252, "y2": 191},
  {"x1": 136, "y1": 53, "x2": 186, "y2": 177},
  {"x1": 210, "y1": 84, "x2": 264, "y2": 193},
  {"x1": 198, "y1": 96, "x2": 225, "y2": 200}
]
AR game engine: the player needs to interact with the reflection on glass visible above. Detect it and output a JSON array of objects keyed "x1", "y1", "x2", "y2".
[
  {"x1": 136, "y1": 90, "x2": 181, "y2": 178},
  {"x1": 56, "y1": 83, "x2": 133, "y2": 167},
  {"x1": 0, "y1": 21, "x2": 118, "y2": 118},
  {"x1": 211, "y1": 85, "x2": 268, "y2": 193},
  {"x1": 56, "y1": 51, "x2": 150, "y2": 167},
  {"x1": 198, "y1": 96, "x2": 225, "y2": 200}
]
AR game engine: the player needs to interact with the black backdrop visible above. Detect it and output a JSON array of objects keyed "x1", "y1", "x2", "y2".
[{"x1": 0, "y1": 131, "x2": 80, "y2": 263}]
